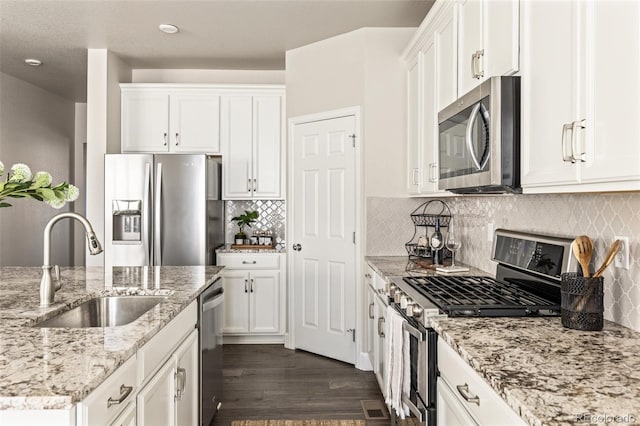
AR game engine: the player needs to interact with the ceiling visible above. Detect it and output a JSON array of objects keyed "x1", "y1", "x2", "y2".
[{"x1": 0, "y1": 0, "x2": 433, "y2": 102}]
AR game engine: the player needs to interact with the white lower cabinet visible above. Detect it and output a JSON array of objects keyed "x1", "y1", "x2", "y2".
[
  {"x1": 374, "y1": 294, "x2": 387, "y2": 395},
  {"x1": 217, "y1": 253, "x2": 285, "y2": 342},
  {"x1": 437, "y1": 340, "x2": 525, "y2": 426},
  {"x1": 137, "y1": 357, "x2": 175, "y2": 426},
  {"x1": 110, "y1": 402, "x2": 136, "y2": 426}
]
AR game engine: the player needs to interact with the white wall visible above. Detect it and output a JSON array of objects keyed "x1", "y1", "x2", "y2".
[
  {"x1": 132, "y1": 69, "x2": 285, "y2": 84},
  {"x1": 362, "y1": 28, "x2": 415, "y2": 198},
  {"x1": 0, "y1": 72, "x2": 76, "y2": 266},
  {"x1": 85, "y1": 50, "x2": 132, "y2": 266}
]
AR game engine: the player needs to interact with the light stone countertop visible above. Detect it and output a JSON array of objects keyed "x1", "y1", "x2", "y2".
[
  {"x1": 366, "y1": 256, "x2": 640, "y2": 426},
  {"x1": 0, "y1": 266, "x2": 223, "y2": 411}
]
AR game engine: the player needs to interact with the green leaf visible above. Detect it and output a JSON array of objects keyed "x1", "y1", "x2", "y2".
[
  {"x1": 0, "y1": 181, "x2": 4, "y2": 192},
  {"x1": 37, "y1": 188, "x2": 57, "y2": 201},
  {"x1": 0, "y1": 202, "x2": 12, "y2": 208}
]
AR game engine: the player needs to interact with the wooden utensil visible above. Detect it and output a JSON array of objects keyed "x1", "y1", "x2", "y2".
[
  {"x1": 572, "y1": 235, "x2": 594, "y2": 277},
  {"x1": 593, "y1": 239, "x2": 622, "y2": 277}
]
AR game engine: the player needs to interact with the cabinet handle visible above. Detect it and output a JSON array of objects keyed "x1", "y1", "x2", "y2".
[
  {"x1": 369, "y1": 302, "x2": 375, "y2": 319},
  {"x1": 475, "y1": 50, "x2": 484, "y2": 78},
  {"x1": 175, "y1": 132, "x2": 179, "y2": 146},
  {"x1": 253, "y1": 178, "x2": 257, "y2": 192},
  {"x1": 571, "y1": 119, "x2": 586, "y2": 162},
  {"x1": 561, "y1": 123, "x2": 574, "y2": 162},
  {"x1": 247, "y1": 178, "x2": 252, "y2": 192},
  {"x1": 175, "y1": 367, "x2": 186, "y2": 401},
  {"x1": 429, "y1": 163, "x2": 438, "y2": 183},
  {"x1": 471, "y1": 52, "x2": 477, "y2": 78},
  {"x1": 456, "y1": 383, "x2": 480, "y2": 406},
  {"x1": 250, "y1": 278, "x2": 254, "y2": 293},
  {"x1": 244, "y1": 279, "x2": 248, "y2": 293},
  {"x1": 163, "y1": 132, "x2": 168, "y2": 146},
  {"x1": 242, "y1": 260, "x2": 257, "y2": 265},
  {"x1": 107, "y1": 384, "x2": 133, "y2": 407},
  {"x1": 377, "y1": 317, "x2": 385, "y2": 338},
  {"x1": 411, "y1": 168, "x2": 419, "y2": 186}
]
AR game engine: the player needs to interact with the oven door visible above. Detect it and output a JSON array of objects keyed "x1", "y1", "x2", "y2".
[{"x1": 392, "y1": 320, "x2": 437, "y2": 425}]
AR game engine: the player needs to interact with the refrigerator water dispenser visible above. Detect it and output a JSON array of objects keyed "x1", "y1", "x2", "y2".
[{"x1": 112, "y1": 200, "x2": 142, "y2": 242}]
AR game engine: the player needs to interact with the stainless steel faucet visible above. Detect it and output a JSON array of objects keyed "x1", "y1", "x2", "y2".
[{"x1": 40, "y1": 212, "x2": 103, "y2": 307}]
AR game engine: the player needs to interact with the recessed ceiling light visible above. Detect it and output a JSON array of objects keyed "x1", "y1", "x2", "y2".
[
  {"x1": 158, "y1": 24, "x2": 179, "y2": 34},
  {"x1": 24, "y1": 59, "x2": 42, "y2": 67}
]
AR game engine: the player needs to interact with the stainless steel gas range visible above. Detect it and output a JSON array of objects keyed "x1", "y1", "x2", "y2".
[{"x1": 387, "y1": 229, "x2": 575, "y2": 425}]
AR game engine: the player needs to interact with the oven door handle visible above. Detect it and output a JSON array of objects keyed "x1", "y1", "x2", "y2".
[
  {"x1": 402, "y1": 320, "x2": 426, "y2": 342},
  {"x1": 401, "y1": 393, "x2": 426, "y2": 422}
]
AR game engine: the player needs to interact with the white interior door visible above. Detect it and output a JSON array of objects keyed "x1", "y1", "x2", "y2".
[{"x1": 292, "y1": 115, "x2": 356, "y2": 364}]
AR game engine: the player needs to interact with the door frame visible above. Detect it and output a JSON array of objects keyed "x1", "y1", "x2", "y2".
[{"x1": 286, "y1": 106, "x2": 367, "y2": 369}]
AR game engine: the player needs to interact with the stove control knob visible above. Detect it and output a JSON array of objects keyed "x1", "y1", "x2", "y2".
[
  {"x1": 389, "y1": 284, "x2": 397, "y2": 297},
  {"x1": 412, "y1": 305, "x2": 424, "y2": 319},
  {"x1": 394, "y1": 290, "x2": 403, "y2": 304},
  {"x1": 406, "y1": 303, "x2": 415, "y2": 317}
]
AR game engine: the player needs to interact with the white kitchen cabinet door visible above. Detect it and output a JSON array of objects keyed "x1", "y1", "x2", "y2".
[
  {"x1": 520, "y1": 0, "x2": 579, "y2": 188},
  {"x1": 249, "y1": 270, "x2": 280, "y2": 334},
  {"x1": 366, "y1": 285, "x2": 376, "y2": 366},
  {"x1": 458, "y1": 0, "x2": 483, "y2": 96},
  {"x1": 175, "y1": 330, "x2": 199, "y2": 426},
  {"x1": 435, "y1": 2, "x2": 458, "y2": 111},
  {"x1": 421, "y1": 36, "x2": 444, "y2": 196},
  {"x1": 110, "y1": 402, "x2": 136, "y2": 426},
  {"x1": 136, "y1": 357, "x2": 175, "y2": 426},
  {"x1": 221, "y1": 95, "x2": 253, "y2": 199},
  {"x1": 253, "y1": 96, "x2": 283, "y2": 198},
  {"x1": 221, "y1": 270, "x2": 251, "y2": 333},
  {"x1": 458, "y1": 0, "x2": 519, "y2": 96},
  {"x1": 169, "y1": 93, "x2": 220, "y2": 153},
  {"x1": 407, "y1": 55, "x2": 422, "y2": 195},
  {"x1": 580, "y1": 0, "x2": 640, "y2": 185},
  {"x1": 122, "y1": 91, "x2": 169, "y2": 153},
  {"x1": 437, "y1": 379, "x2": 478, "y2": 426},
  {"x1": 374, "y1": 296, "x2": 386, "y2": 396}
]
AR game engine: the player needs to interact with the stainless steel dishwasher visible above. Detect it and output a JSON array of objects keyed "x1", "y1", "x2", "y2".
[{"x1": 199, "y1": 278, "x2": 224, "y2": 426}]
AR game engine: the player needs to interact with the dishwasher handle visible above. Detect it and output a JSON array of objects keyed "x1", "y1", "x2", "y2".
[{"x1": 202, "y1": 289, "x2": 224, "y2": 312}]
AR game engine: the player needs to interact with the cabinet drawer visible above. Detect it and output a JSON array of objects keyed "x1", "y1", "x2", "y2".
[
  {"x1": 437, "y1": 340, "x2": 525, "y2": 426},
  {"x1": 78, "y1": 355, "x2": 137, "y2": 425},
  {"x1": 218, "y1": 253, "x2": 280, "y2": 270},
  {"x1": 137, "y1": 300, "x2": 197, "y2": 386}
]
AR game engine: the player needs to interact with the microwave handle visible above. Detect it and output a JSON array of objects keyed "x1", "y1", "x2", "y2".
[{"x1": 465, "y1": 103, "x2": 491, "y2": 171}]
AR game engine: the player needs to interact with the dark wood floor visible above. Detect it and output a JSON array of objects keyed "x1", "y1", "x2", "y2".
[{"x1": 211, "y1": 344, "x2": 391, "y2": 426}]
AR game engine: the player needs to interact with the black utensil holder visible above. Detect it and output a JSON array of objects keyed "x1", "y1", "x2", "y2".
[{"x1": 561, "y1": 273, "x2": 604, "y2": 331}]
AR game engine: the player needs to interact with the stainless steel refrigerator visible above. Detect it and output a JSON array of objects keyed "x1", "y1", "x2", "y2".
[{"x1": 104, "y1": 154, "x2": 225, "y2": 267}]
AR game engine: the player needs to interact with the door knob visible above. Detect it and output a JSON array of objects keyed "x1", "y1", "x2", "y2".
[{"x1": 292, "y1": 244, "x2": 302, "y2": 251}]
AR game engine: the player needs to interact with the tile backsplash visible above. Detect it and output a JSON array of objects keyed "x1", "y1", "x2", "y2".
[
  {"x1": 366, "y1": 193, "x2": 640, "y2": 331},
  {"x1": 225, "y1": 200, "x2": 286, "y2": 249}
]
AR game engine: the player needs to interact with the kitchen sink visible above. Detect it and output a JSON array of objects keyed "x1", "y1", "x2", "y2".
[{"x1": 33, "y1": 296, "x2": 167, "y2": 328}]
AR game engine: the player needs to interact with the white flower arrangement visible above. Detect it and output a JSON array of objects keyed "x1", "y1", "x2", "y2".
[{"x1": 0, "y1": 160, "x2": 79, "y2": 209}]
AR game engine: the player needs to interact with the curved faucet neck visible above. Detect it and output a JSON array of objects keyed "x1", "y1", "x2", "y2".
[{"x1": 42, "y1": 212, "x2": 97, "y2": 267}]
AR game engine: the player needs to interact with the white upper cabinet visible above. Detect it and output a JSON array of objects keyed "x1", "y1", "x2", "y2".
[
  {"x1": 458, "y1": 0, "x2": 519, "y2": 96},
  {"x1": 407, "y1": 56, "x2": 422, "y2": 195},
  {"x1": 521, "y1": 0, "x2": 640, "y2": 193},
  {"x1": 221, "y1": 90, "x2": 284, "y2": 200},
  {"x1": 169, "y1": 93, "x2": 221, "y2": 153},
  {"x1": 404, "y1": 0, "x2": 458, "y2": 196},
  {"x1": 121, "y1": 86, "x2": 221, "y2": 153}
]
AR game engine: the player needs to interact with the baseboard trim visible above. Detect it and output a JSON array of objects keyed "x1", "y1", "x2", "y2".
[{"x1": 223, "y1": 334, "x2": 285, "y2": 344}]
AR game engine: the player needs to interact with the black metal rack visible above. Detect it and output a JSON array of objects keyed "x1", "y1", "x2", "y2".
[{"x1": 405, "y1": 200, "x2": 452, "y2": 259}]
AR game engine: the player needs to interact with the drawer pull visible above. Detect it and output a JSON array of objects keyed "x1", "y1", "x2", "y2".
[
  {"x1": 242, "y1": 260, "x2": 257, "y2": 264},
  {"x1": 368, "y1": 302, "x2": 375, "y2": 319},
  {"x1": 107, "y1": 384, "x2": 133, "y2": 407},
  {"x1": 456, "y1": 383, "x2": 480, "y2": 406},
  {"x1": 175, "y1": 367, "x2": 187, "y2": 400}
]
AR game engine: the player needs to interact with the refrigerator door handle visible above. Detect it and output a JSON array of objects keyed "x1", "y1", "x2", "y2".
[
  {"x1": 143, "y1": 163, "x2": 152, "y2": 265},
  {"x1": 154, "y1": 163, "x2": 163, "y2": 266}
]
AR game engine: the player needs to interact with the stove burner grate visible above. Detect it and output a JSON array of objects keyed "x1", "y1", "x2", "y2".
[{"x1": 402, "y1": 275, "x2": 560, "y2": 317}]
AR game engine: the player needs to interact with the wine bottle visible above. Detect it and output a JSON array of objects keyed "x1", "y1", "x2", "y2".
[{"x1": 430, "y1": 218, "x2": 444, "y2": 265}]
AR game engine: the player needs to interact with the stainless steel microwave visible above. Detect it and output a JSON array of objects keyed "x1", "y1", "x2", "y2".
[{"x1": 438, "y1": 76, "x2": 520, "y2": 193}]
